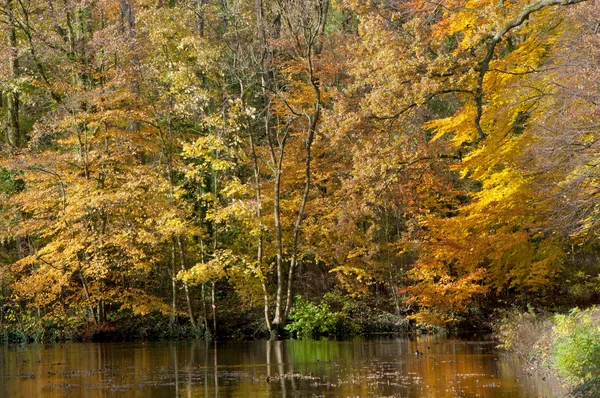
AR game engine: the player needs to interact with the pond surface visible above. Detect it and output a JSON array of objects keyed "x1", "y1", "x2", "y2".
[{"x1": 0, "y1": 335, "x2": 562, "y2": 397}]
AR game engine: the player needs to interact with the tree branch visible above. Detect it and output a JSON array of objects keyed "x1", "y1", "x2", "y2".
[{"x1": 474, "y1": 0, "x2": 589, "y2": 142}]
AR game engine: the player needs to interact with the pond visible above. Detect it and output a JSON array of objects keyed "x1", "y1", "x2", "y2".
[{"x1": 0, "y1": 335, "x2": 562, "y2": 397}]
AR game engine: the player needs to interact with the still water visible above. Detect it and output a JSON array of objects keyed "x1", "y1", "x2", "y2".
[{"x1": 0, "y1": 335, "x2": 561, "y2": 397}]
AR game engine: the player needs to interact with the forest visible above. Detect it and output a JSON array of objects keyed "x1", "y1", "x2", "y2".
[{"x1": 0, "y1": 0, "x2": 599, "y2": 342}]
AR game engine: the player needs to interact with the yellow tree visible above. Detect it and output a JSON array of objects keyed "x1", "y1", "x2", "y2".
[
  {"x1": 0, "y1": 0, "x2": 193, "y2": 337},
  {"x1": 334, "y1": 0, "x2": 591, "y2": 325},
  {"x1": 222, "y1": 0, "x2": 335, "y2": 337},
  {"x1": 405, "y1": 0, "x2": 592, "y2": 325}
]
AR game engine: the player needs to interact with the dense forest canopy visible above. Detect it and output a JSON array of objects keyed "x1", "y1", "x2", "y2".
[{"x1": 0, "y1": 0, "x2": 599, "y2": 341}]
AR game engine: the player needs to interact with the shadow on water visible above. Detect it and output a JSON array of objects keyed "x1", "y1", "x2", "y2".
[{"x1": 0, "y1": 335, "x2": 563, "y2": 397}]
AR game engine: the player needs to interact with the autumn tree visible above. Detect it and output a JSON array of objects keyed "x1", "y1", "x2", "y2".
[
  {"x1": 398, "y1": 0, "x2": 592, "y2": 324},
  {"x1": 0, "y1": 0, "x2": 201, "y2": 337},
  {"x1": 1, "y1": 0, "x2": 598, "y2": 341}
]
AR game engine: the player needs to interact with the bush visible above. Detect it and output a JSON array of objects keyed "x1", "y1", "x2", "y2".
[
  {"x1": 553, "y1": 308, "x2": 600, "y2": 384},
  {"x1": 494, "y1": 306, "x2": 600, "y2": 398},
  {"x1": 569, "y1": 377, "x2": 600, "y2": 398},
  {"x1": 493, "y1": 308, "x2": 554, "y2": 366},
  {"x1": 285, "y1": 296, "x2": 340, "y2": 338}
]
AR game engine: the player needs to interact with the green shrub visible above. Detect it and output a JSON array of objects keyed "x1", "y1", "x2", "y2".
[
  {"x1": 569, "y1": 377, "x2": 600, "y2": 398},
  {"x1": 553, "y1": 308, "x2": 600, "y2": 384},
  {"x1": 285, "y1": 296, "x2": 340, "y2": 338},
  {"x1": 493, "y1": 306, "x2": 600, "y2": 397}
]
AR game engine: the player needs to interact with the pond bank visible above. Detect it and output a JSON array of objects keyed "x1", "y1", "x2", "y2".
[{"x1": 493, "y1": 306, "x2": 600, "y2": 398}]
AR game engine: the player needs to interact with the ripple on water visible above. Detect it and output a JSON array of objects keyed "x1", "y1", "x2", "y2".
[{"x1": 0, "y1": 337, "x2": 564, "y2": 397}]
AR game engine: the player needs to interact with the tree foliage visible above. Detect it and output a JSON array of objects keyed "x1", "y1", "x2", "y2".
[{"x1": 0, "y1": 0, "x2": 598, "y2": 339}]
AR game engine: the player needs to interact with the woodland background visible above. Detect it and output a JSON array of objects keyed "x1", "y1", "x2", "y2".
[{"x1": 0, "y1": 0, "x2": 599, "y2": 341}]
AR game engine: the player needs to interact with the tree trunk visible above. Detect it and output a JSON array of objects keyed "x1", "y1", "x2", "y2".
[
  {"x1": 5, "y1": 0, "x2": 20, "y2": 148},
  {"x1": 171, "y1": 242, "x2": 177, "y2": 323},
  {"x1": 270, "y1": 132, "x2": 288, "y2": 336},
  {"x1": 175, "y1": 236, "x2": 197, "y2": 331},
  {"x1": 201, "y1": 283, "x2": 208, "y2": 331},
  {"x1": 283, "y1": 2, "x2": 325, "y2": 318},
  {"x1": 119, "y1": 0, "x2": 135, "y2": 36},
  {"x1": 194, "y1": 0, "x2": 206, "y2": 36},
  {"x1": 255, "y1": 0, "x2": 276, "y2": 336},
  {"x1": 79, "y1": 273, "x2": 98, "y2": 324},
  {"x1": 211, "y1": 281, "x2": 216, "y2": 336},
  {"x1": 248, "y1": 118, "x2": 272, "y2": 333}
]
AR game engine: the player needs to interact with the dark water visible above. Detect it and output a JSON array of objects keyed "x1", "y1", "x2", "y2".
[{"x1": 0, "y1": 335, "x2": 562, "y2": 397}]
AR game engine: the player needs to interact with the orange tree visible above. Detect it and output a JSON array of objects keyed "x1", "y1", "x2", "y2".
[{"x1": 333, "y1": 0, "x2": 591, "y2": 326}]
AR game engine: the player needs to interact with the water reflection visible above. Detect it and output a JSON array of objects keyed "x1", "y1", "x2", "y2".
[{"x1": 0, "y1": 336, "x2": 562, "y2": 397}]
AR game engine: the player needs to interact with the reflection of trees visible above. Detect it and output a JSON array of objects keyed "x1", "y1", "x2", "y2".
[
  {"x1": 172, "y1": 342, "x2": 179, "y2": 397},
  {"x1": 213, "y1": 343, "x2": 218, "y2": 398},
  {"x1": 1, "y1": 339, "x2": 563, "y2": 397},
  {"x1": 401, "y1": 336, "x2": 535, "y2": 397},
  {"x1": 269, "y1": 340, "x2": 286, "y2": 396},
  {"x1": 285, "y1": 339, "x2": 344, "y2": 364}
]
